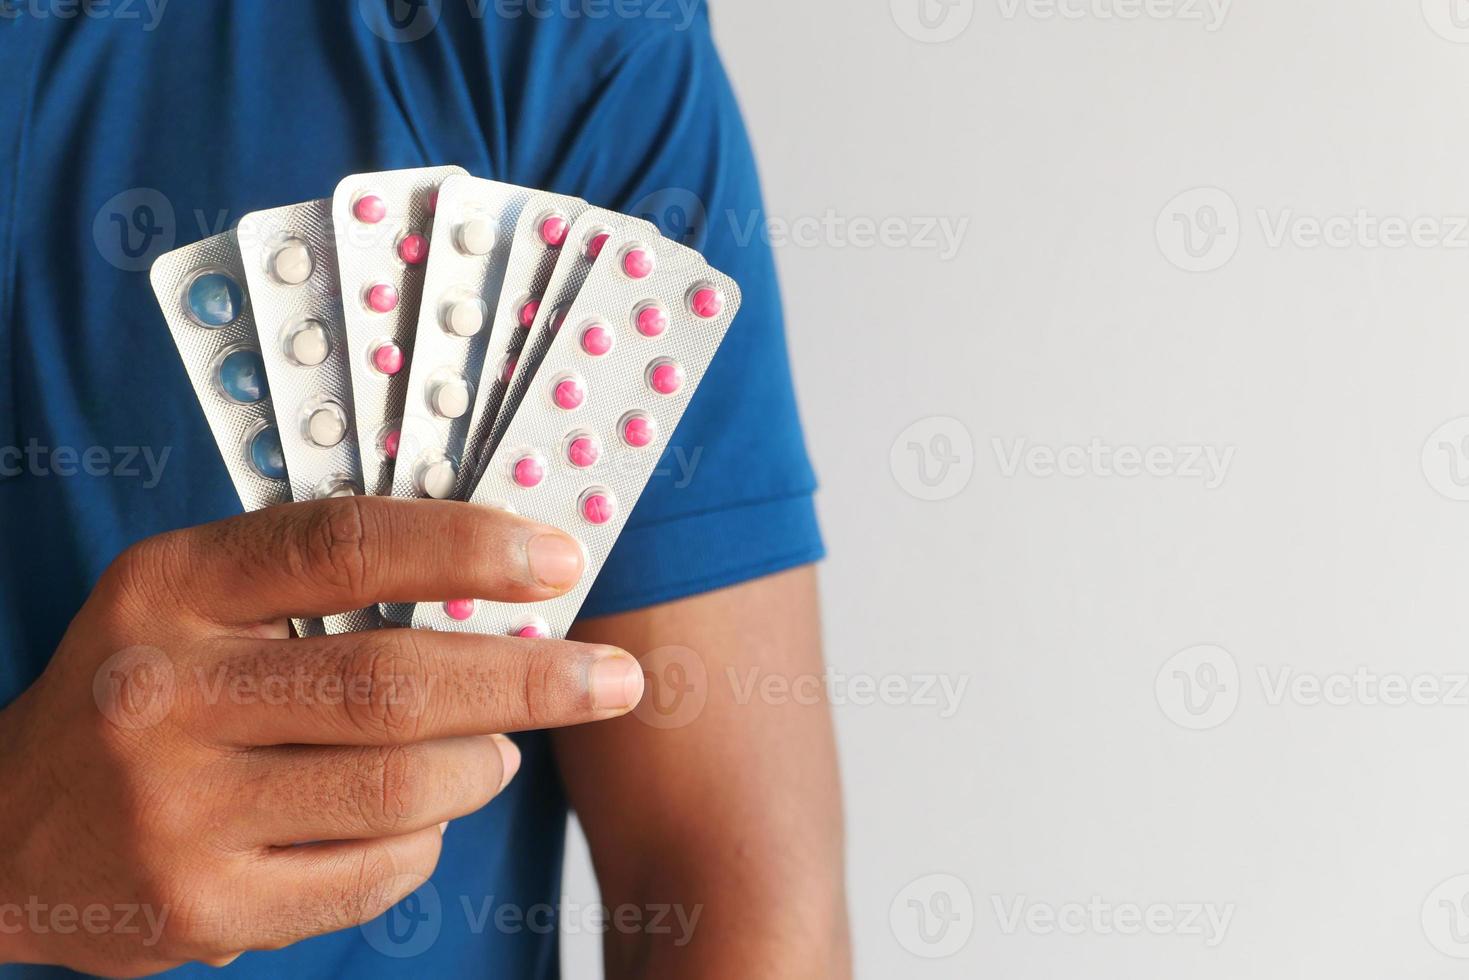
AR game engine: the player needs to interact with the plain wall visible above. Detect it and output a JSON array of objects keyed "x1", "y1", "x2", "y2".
[{"x1": 566, "y1": 1, "x2": 1469, "y2": 976}]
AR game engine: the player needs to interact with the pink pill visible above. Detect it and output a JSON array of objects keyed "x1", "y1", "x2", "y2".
[
  {"x1": 587, "y1": 232, "x2": 609, "y2": 259},
  {"x1": 371, "y1": 342, "x2": 404, "y2": 376},
  {"x1": 636, "y1": 304, "x2": 668, "y2": 338},
  {"x1": 567, "y1": 436, "x2": 599, "y2": 468},
  {"x1": 398, "y1": 233, "x2": 429, "y2": 265},
  {"x1": 622, "y1": 247, "x2": 654, "y2": 279},
  {"x1": 367, "y1": 283, "x2": 399, "y2": 313},
  {"x1": 353, "y1": 195, "x2": 387, "y2": 224},
  {"x1": 581, "y1": 491, "x2": 614, "y2": 526},
  {"x1": 519, "y1": 298, "x2": 540, "y2": 329},
  {"x1": 501, "y1": 356, "x2": 518, "y2": 383},
  {"x1": 427, "y1": 188, "x2": 440, "y2": 214},
  {"x1": 553, "y1": 378, "x2": 585, "y2": 410},
  {"x1": 516, "y1": 624, "x2": 548, "y2": 639},
  {"x1": 581, "y1": 324, "x2": 612, "y2": 356},
  {"x1": 513, "y1": 455, "x2": 545, "y2": 488},
  {"x1": 690, "y1": 286, "x2": 724, "y2": 319},
  {"x1": 622, "y1": 414, "x2": 654, "y2": 448},
  {"x1": 444, "y1": 598, "x2": 475, "y2": 621},
  {"x1": 649, "y1": 360, "x2": 684, "y2": 395},
  {"x1": 383, "y1": 427, "x2": 401, "y2": 460},
  {"x1": 540, "y1": 214, "x2": 569, "y2": 246}
]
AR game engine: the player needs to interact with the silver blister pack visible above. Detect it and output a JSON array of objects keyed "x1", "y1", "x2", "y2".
[
  {"x1": 480, "y1": 209, "x2": 658, "y2": 476},
  {"x1": 238, "y1": 199, "x2": 380, "y2": 635},
  {"x1": 389, "y1": 175, "x2": 530, "y2": 505},
  {"x1": 458, "y1": 190, "x2": 590, "y2": 490},
  {"x1": 412, "y1": 230, "x2": 741, "y2": 637},
  {"x1": 332, "y1": 165, "x2": 466, "y2": 497}
]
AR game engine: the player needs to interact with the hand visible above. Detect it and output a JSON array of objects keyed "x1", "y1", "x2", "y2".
[{"x1": 0, "y1": 497, "x2": 644, "y2": 976}]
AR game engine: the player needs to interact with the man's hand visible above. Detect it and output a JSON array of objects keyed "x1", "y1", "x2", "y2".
[{"x1": 0, "y1": 497, "x2": 645, "y2": 977}]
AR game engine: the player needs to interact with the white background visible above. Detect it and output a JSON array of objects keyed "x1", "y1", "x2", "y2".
[{"x1": 565, "y1": 1, "x2": 1469, "y2": 976}]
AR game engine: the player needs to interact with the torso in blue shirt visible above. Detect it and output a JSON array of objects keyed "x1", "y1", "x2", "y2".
[{"x1": 0, "y1": 2, "x2": 822, "y2": 976}]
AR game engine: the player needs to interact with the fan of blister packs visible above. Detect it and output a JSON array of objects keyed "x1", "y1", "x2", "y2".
[{"x1": 150, "y1": 167, "x2": 740, "y2": 639}]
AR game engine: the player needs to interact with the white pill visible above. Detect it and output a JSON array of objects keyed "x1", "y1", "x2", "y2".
[
  {"x1": 270, "y1": 241, "x2": 313, "y2": 285},
  {"x1": 445, "y1": 297, "x2": 486, "y2": 337},
  {"x1": 417, "y1": 458, "x2": 457, "y2": 499},
  {"x1": 457, "y1": 218, "x2": 496, "y2": 256},
  {"x1": 305, "y1": 403, "x2": 348, "y2": 447},
  {"x1": 430, "y1": 378, "x2": 471, "y2": 419},
  {"x1": 283, "y1": 320, "x2": 330, "y2": 366}
]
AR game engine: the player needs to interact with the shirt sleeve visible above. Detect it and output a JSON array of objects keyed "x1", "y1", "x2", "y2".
[{"x1": 530, "y1": 11, "x2": 825, "y2": 618}]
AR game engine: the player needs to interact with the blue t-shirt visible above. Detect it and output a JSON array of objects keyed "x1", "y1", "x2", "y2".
[{"x1": 0, "y1": 3, "x2": 822, "y2": 976}]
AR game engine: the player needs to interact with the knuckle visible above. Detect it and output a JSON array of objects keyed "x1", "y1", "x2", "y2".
[
  {"x1": 298, "y1": 497, "x2": 377, "y2": 599},
  {"x1": 342, "y1": 633, "x2": 431, "y2": 741},
  {"x1": 99, "y1": 534, "x2": 189, "y2": 619},
  {"x1": 365, "y1": 744, "x2": 423, "y2": 832},
  {"x1": 515, "y1": 647, "x2": 576, "y2": 729}
]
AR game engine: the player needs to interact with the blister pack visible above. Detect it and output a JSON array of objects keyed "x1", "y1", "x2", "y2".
[
  {"x1": 480, "y1": 208, "x2": 658, "y2": 473},
  {"x1": 458, "y1": 190, "x2": 590, "y2": 489},
  {"x1": 412, "y1": 229, "x2": 741, "y2": 637},
  {"x1": 150, "y1": 230, "x2": 321, "y2": 639},
  {"x1": 237, "y1": 200, "x2": 380, "y2": 635},
  {"x1": 331, "y1": 165, "x2": 466, "y2": 497},
  {"x1": 389, "y1": 175, "x2": 530, "y2": 505}
]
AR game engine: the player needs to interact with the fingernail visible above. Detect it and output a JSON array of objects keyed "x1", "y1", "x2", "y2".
[
  {"x1": 495, "y1": 735, "x2": 522, "y2": 792},
  {"x1": 526, "y1": 533, "x2": 583, "y2": 589},
  {"x1": 588, "y1": 650, "x2": 645, "y2": 712}
]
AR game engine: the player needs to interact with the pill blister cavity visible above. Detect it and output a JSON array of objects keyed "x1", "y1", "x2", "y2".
[
  {"x1": 316, "y1": 476, "x2": 362, "y2": 499},
  {"x1": 621, "y1": 411, "x2": 655, "y2": 448},
  {"x1": 457, "y1": 216, "x2": 496, "y2": 256},
  {"x1": 512, "y1": 453, "x2": 546, "y2": 489},
  {"x1": 415, "y1": 454, "x2": 458, "y2": 499},
  {"x1": 370, "y1": 340, "x2": 405, "y2": 376},
  {"x1": 585, "y1": 230, "x2": 610, "y2": 259},
  {"x1": 353, "y1": 194, "x2": 387, "y2": 224},
  {"x1": 621, "y1": 245, "x2": 654, "y2": 280},
  {"x1": 269, "y1": 238, "x2": 313, "y2": 285},
  {"x1": 580, "y1": 322, "x2": 613, "y2": 357},
  {"x1": 635, "y1": 302, "x2": 668, "y2": 338},
  {"x1": 282, "y1": 319, "x2": 331, "y2": 366},
  {"x1": 579, "y1": 488, "x2": 616, "y2": 526},
  {"x1": 184, "y1": 270, "x2": 245, "y2": 328},
  {"x1": 566, "y1": 432, "x2": 600, "y2": 468},
  {"x1": 397, "y1": 233, "x2": 429, "y2": 266},
  {"x1": 215, "y1": 347, "x2": 269, "y2": 404},
  {"x1": 689, "y1": 284, "x2": 725, "y2": 319},
  {"x1": 552, "y1": 375, "x2": 586, "y2": 411},
  {"x1": 647, "y1": 358, "x2": 685, "y2": 396},
  {"x1": 247, "y1": 424, "x2": 287, "y2": 480},
  {"x1": 518, "y1": 297, "x2": 541, "y2": 329},
  {"x1": 513, "y1": 618, "x2": 549, "y2": 639},
  {"x1": 366, "y1": 283, "x2": 400, "y2": 314},
  {"x1": 381, "y1": 425, "x2": 402, "y2": 461},
  {"x1": 303, "y1": 400, "x2": 350, "y2": 448},
  {"x1": 444, "y1": 598, "x2": 475, "y2": 622},
  {"x1": 443, "y1": 292, "x2": 487, "y2": 337},
  {"x1": 539, "y1": 213, "x2": 569, "y2": 247},
  {"x1": 429, "y1": 374, "x2": 472, "y2": 419}
]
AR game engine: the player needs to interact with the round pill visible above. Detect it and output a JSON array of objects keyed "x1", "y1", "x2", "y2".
[
  {"x1": 580, "y1": 324, "x2": 613, "y2": 357},
  {"x1": 445, "y1": 297, "x2": 486, "y2": 337},
  {"x1": 398, "y1": 233, "x2": 429, "y2": 265},
  {"x1": 217, "y1": 348, "x2": 268, "y2": 404},
  {"x1": 539, "y1": 214, "x2": 568, "y2": 246},
  {"x1": 367, "y1": 283, "x2": 399, "y2": 313},
  {"x1": 458, "y1": 217, "x2": 495, "y2": 255},
  {"x1": 306, "y1": 403, "x2": 348, "y2": 447},
  {"x1": 382, "y1": 427, "x2": 401, "y2": 460},
  {"x1": 635, "y1": 303, "x2": 668, "y2": 338},
  {"x1": 648, "y1": 360, "x2": 685, "y2": 395},
  {"x1": 515, "y1": 622, "x2": 548, "y2": 639},
  {"x1": 186, "y1": 271, "x2": 243, "y2": 327},
  {"x1": 580, "y1": 490, "x2": 615, "y2": 526},
  {"x1": 444, "y1": 599, "x2": 475, "y2": 622},
  {"x1": 622, "y1": 247, "x2": 654, "y2": 279},
  {"x1": 353, "y1": 195, "x2": 387, "y2": 224},
  {"x1": 371, "y1": 341, "x2": 404, "y2": 375},
  {"x1": 567, "y1": 436, "x2": 599, "y2": 468},
  {"x1": 248, "y1": 426, "x2": 286, "y2": 480},
  {"x1": 553, "y1": 378, "x2": 585, "y2": 411},
  {"x1": 690, "y1": 285, "x2": 724, "y2": 319},
  {"x1": 622, "y1": 413, "x2": 654, "y2": 448},
  {"x1": 513, "y1": 455, "x2": 545, "y2": 488},
  {"x1": 417, "y1": 457, "x2": 457, "y2": 499},
  {"x1": 270, "y1": 241, "x2": 313, "y2": 285},
  {"x1": 283, "y1": 320, "x2": 330, "y2": 366},
  {"x1": 586, "y1": 232, "x2": 609, "y2": 259},
  {"x1": 431, "y1": 378, "x2": 471, "y2": 419},
  {"x1": 518, "y1": 298, "x2": 540, "y2": 329}
]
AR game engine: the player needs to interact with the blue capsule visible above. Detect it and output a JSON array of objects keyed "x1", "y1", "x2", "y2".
[
  {"x1": 186, "y1": 272, "x2": 243, "y2": 328},
  {"x1": 248, "y1": 426, "x2": 286, "y2": 481},
  {"x1": 217, "y1": 349, "x2": 268, "y2": 404}
]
